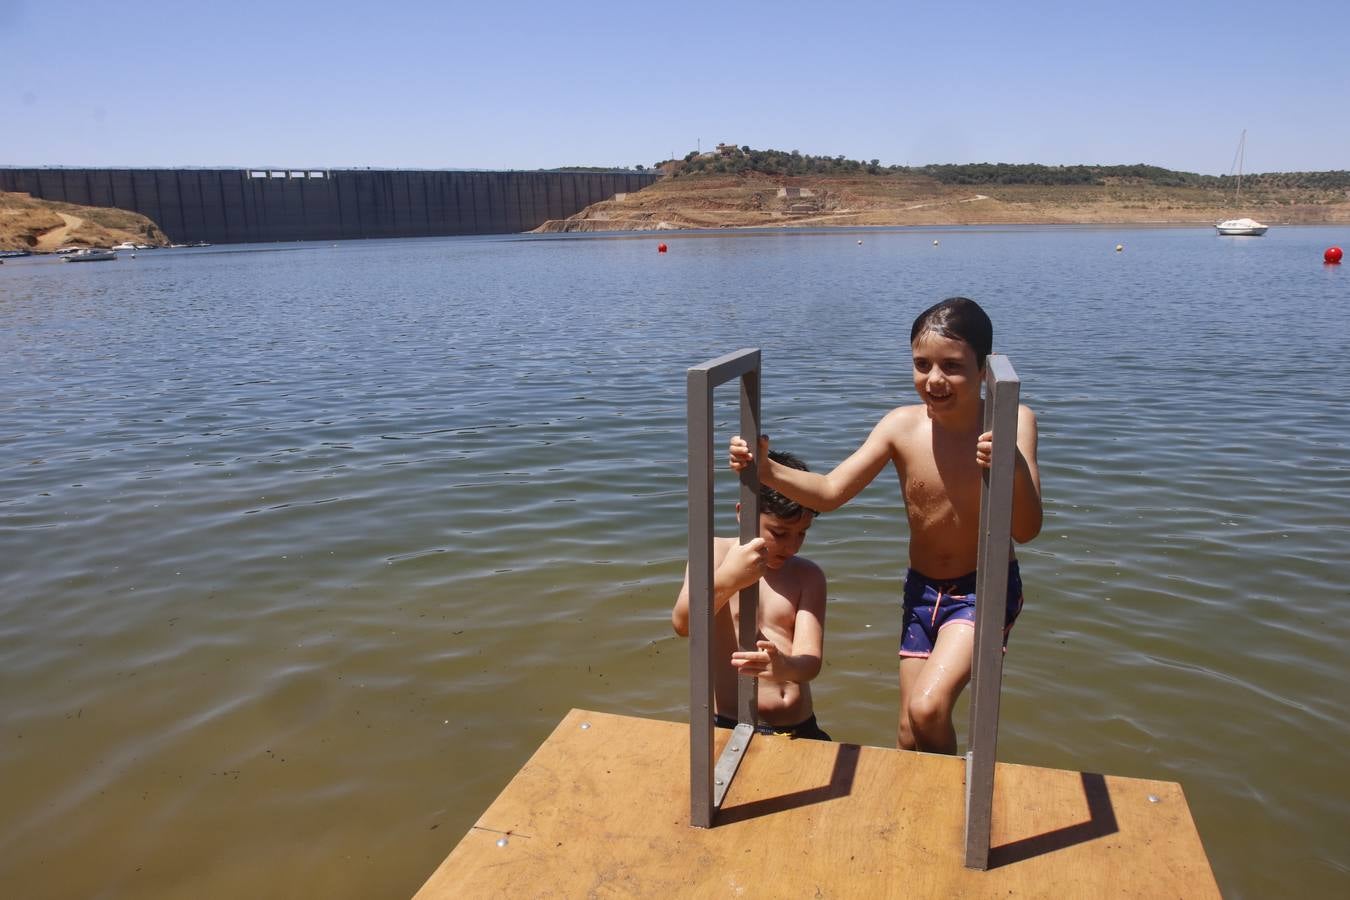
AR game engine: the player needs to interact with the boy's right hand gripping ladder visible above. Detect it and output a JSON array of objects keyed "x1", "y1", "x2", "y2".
[{"x1": 965, "y1": 353, "x2": 1020, "y2": 869}]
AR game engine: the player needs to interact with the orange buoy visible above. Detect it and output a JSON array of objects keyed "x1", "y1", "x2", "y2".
[
  {"x1": 657, "y1": 243, "x2": 668, "y2": 253},
  {"x1": 1325, "y1": 246, "x2": 1343, "y2": 265}
]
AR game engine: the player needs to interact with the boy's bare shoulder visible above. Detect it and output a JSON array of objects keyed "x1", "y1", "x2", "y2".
[
  {"x1": 881, "y1": 403, "x2": 926, "y2": 422},
  {"x1": 877, "y1": 404, "x2": 928, "y2": 435},
  {"x1": 784, "y1": 554, "x2": 826, "y2": 590}
]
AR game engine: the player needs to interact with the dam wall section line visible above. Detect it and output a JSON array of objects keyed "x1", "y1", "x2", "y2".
[{"x1": 0, "y1": 168, "x2": 659, "y2": 245}]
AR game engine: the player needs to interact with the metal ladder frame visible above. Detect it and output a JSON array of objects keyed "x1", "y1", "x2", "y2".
[{"x1": 685, "y1": 348, "x2": 1020, "y2": 857}]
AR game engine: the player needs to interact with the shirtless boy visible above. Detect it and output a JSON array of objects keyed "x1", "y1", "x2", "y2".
[
  {"x1": 672, "y1": 450, "x2": 831, "y2": 741},
  {"x1": 730, "y1": 297, "x2": 1041, "y2": 754}
]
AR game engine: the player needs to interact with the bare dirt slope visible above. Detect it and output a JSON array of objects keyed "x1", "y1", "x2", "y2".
[
  {"x1": 534, "y1": 172, "x2": 1350, "y2": 232},
  {"x1": 0, "y1": 192, "x2": 169, "y2": 251}
]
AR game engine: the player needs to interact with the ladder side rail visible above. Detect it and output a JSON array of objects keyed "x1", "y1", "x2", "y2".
[{"x1": 963, "y1": 354, "x2": 1020, "y2": 869}]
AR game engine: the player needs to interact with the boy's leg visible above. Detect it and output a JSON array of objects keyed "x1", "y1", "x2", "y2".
[
  {"x1": 897, "y1": 657, "x2": 926, "y2": 750},
  {"x1": 904, "y1": 626, "x2": 974, "y2": 754}
]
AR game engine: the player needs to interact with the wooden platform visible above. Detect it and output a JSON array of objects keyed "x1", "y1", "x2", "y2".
[{"x1": 415, "y1": 708, "x2": 1219, "y2": 898}]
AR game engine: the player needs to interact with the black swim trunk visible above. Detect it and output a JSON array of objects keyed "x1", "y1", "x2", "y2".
[{"x1": 714, "y1": 713, "x2": 831, "y2": 742}]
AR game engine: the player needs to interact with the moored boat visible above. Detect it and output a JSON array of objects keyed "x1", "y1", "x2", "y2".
[
  {"x1": 1216, "y1": 217, "x2": 1269, "y2": 236},
  {"x1": 62, "y1": 248, "x2": 118, "y2": 262},
  {"x1": 1216, "y1": 131, "x2": 1268, "y2": 237}
]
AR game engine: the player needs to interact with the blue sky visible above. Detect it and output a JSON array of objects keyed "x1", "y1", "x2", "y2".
[{"x1": 2, "y1": 0, "x2": 1345, "y2": 174}]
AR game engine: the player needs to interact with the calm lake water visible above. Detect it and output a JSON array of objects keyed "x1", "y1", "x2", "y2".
[{"x1": 2, "y1": 226, "x2": 1347, "y2": 898}]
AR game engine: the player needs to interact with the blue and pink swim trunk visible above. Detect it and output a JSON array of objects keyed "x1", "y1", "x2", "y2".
[{"x1": 899, "y1": 560, "x2": 1024, "y2": 658}]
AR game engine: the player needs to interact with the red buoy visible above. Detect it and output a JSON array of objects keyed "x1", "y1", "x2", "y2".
[
  {"x1": 1325, "y1": 246, "x2": 1343, "y2": 265},
  {"x1": 657, "y1": 243, "x2": 668, "y2": 253}
]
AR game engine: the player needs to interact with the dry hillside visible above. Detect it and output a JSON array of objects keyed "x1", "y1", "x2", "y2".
[
  {"x1": 0, "y1": 192, "x2": 169, "y2": 251},
  {"x1": 535, "y1": 172, "x2": 1350, "y2": 232}
]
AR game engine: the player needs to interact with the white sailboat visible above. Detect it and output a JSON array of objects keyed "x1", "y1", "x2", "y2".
[{"x1": 1216, "y1": 130, "x2": 1268, "y2": 236}]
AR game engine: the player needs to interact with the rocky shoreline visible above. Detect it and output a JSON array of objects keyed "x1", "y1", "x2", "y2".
[{"x1": 0, "y1": 192, "x2": 169, "y2": 252}]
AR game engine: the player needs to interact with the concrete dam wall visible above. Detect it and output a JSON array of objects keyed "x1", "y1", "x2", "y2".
[{"x1": 0, "y1": 168, "x2": 659, "y2": 244}]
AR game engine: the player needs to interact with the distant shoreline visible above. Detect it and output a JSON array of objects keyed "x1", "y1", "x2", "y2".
[
  {"x1": 533, "y1": 172, "x2": 1350, "y2": 233},
  {"x1": 524, "y1": 221, "x2": 1307, "y2": 240}
]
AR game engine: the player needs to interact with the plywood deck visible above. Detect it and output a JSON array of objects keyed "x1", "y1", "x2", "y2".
[{"x1": 415, "y1": 708, "x2": 1218, "y2": 898}]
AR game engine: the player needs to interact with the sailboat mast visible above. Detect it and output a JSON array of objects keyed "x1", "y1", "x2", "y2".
[
  {"x1": 1229, "y1": 129, "x2": 1247, "y2": 202},
  {"x1": 1237, "y1": 130, "x2": 1244, "y2": 201}
]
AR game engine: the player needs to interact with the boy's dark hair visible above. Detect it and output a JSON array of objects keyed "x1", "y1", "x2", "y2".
[
  {"x1": 762, "y1": 449, "x2": 817, "y2": 520},
  {"x1": 910, "y1": 296, "x2": 993, "y2": 369}
]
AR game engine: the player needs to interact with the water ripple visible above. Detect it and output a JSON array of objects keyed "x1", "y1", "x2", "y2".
[{"x1": 1, "y1": 228, "x2": 1348, "y2": 898}]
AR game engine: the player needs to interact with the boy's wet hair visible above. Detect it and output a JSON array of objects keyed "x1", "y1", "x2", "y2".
[
  {"x1": 762, "y1": 450, "x2": 817, "y2": 520},
  {"x1": 910, "y1": 296, "x2": 993, "y2": 369}
]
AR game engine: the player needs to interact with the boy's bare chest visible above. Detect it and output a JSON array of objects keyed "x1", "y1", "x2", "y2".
[
  {"x1": 727, "y1": 581, "x2": 799, "y2": 634},
  {"x1": 900, "y1": 444, "x2": 983, "y2": 524}
]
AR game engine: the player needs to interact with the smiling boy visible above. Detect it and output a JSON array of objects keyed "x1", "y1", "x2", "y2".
[
  {"x1": 730, "y1": 297, "x2": 1041, "y2": 754},
  {"x1": 672, "y1": 449, "x2": 831, "y2": 741}
]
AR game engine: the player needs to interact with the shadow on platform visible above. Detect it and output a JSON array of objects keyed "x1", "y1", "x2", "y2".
[
  {"x1": 717, "y1": 742, "x2": 861, "y2": 824},
  {"x1": 990, "y1": 770, "x2": 1119, "y2": 868}
]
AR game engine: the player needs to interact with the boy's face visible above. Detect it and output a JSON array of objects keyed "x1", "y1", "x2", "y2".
[
  {"x1": 911, "y1": 331, "x2": 983, "y2": 419},
  {"x1": 758, "y1": 511, "x2": 813, "y2": 569}
]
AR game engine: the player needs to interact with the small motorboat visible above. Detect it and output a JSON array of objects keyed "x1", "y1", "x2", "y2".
[
  {"x1": 111, "y1": 241, "x2": 137, "y2": 251},
  {"x1": 62, "y1": 248, "x2": 118, "y2": 262},
  {"x1": 1216, "y1": 217, "x2": 1269, "y2": 236}
]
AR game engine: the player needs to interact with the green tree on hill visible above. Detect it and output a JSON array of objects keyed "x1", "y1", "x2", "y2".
[{"x1": 652, "y1": 148, "x2": 1349, "y2": 191}]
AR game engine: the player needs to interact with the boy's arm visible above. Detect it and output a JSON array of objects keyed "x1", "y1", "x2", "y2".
[
  {"x1": 975, "y1": 403, "x2": 1042, "y2": 543},
  {"x1": 729, "y1": 411, "x2": 902, "y2": 513},
  {"x1": 730, "y1": 560, "x2": 827, "y2": 682},
  {"x1": 671, "y1": 537, "x2": 767, "y2": 637}
]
